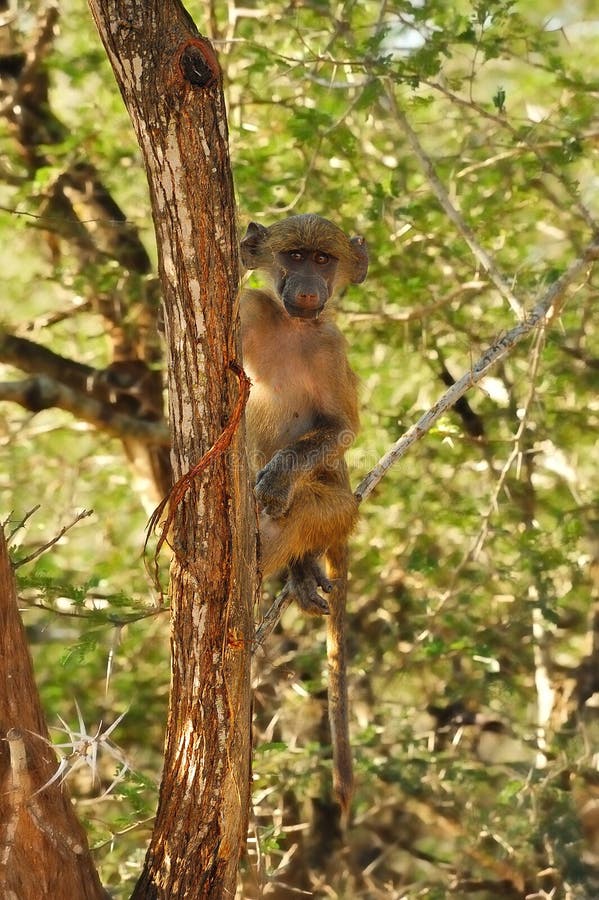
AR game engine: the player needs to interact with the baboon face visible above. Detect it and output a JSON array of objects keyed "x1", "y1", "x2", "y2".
[
  {"x1": 273, "y1": 247, "x2": 339, "y2": 318},
  {"x1": 240, "y1": 214, "x2": 368, "y2": 320}
]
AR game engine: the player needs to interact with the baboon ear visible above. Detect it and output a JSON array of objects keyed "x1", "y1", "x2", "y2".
[
  {"x1": 349, "y1": 236, "x2": 369, "y2": 284},
  {"x1": 240, "y1": 221, "x2": 269, "y2": 269}
]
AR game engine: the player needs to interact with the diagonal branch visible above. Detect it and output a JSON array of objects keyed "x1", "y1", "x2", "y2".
[
  {"x1": 254, "y1": 583, "x2": 291, "y2": 648},
  {"x1": 355, "y1": 235, "x2": 599, "y2": 503}
]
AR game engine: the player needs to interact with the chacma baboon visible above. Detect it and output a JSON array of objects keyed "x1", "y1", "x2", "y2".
[{"x1": 240, "y1": 213, "x2": 368, "y2": 818}]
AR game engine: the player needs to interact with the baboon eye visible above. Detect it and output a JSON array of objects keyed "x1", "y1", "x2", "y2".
[
  {"x1": 314, "y1": 252, "x2": 330, "y2": 265},
  {"x1": 289, "y1": 251, "x2": 304, "y2": 262}
]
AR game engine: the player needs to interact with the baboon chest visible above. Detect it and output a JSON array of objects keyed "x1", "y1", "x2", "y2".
[{"x1": 244, "y1": 324, "x2": 335, "y2": 465}]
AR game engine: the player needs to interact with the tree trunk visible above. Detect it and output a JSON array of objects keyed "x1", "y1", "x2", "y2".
[
  {"x1": 0, "y1": 528, "x2": 107, "y2": 899},
  {"x1": 87, "y1": 3, "x2": 257, "y2": 897}
]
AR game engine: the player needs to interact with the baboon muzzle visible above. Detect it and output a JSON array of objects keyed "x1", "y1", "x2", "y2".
[{"x1": 282, "y1": 274, "x2": 328, "y2": 318}]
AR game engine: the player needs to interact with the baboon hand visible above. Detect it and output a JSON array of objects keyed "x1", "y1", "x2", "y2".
[{"x1": 255, "y1": 452, "x2": 294, "y2": 518}]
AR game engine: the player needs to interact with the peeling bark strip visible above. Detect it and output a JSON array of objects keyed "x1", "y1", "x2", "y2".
[
  {"x1": 87, "y1": 2, "x2": 257, "y2": 898},
  {"x1": 0, "y1": 529, "x2": 105, "y2": 899},
  {"x1": 147, "y1": 361, "x2": 251, "y2": 571}
]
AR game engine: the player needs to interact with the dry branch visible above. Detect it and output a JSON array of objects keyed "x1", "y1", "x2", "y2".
[
  {"x1": 254, "y1": 583, "x2": 291, "y2": 648},
  {"x1": 13, "y1": 509, "x2": 94, "y2": 568},
  {"x1": 356, "y1": 235, "x2": 599, "y2": 502}
]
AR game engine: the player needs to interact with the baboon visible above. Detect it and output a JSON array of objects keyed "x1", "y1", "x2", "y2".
[{"x1": 240, "y1": 213, "x2": 368, "y2": 818}]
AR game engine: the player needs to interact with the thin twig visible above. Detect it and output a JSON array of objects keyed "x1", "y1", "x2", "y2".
[
  {"x1": 385, "y1": 85, "x2": 525, "y2": 318},
  {"x1": 254, "y1": 584, "x2": 291, "y2": 649},
  {"x1": 417, "y1": 327, "x2": 545, "y2": 632},
  {"x1": 30, "y1": 600, "x2": 166, "y2": 626},
  {"x1": 531, "y1": 603, "x2": 554, "y2": 768},
  {"x1": 91, "y1": 815, "x2": 156, "y2": 850},
  {"x1": 345, "y1": 281, "x2": 486, "y2": 324},
  {"x1": 5, "y1": 505, "x2": 41, "y2": 543},
  {"x1": 426, "y1": 78, "x2": 598, "y2": 233},
  {"x1": 13, "y1": 509, "x2": 94, "y2": 568}
]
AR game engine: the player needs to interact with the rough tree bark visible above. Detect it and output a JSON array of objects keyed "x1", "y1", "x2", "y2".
[
  {"x1": 0, "y1": 528, "x2": 107, "y2": 900},
  {"x1": 87, "y1": 2, "x2": 257, "y2": 898}
]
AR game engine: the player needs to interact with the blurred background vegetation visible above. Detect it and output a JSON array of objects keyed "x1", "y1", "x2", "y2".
[{"x1": 1, "y1": 0, "x2": 598, "y2": 897}]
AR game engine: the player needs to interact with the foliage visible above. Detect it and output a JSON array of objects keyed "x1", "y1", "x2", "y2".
[{"x1": 1, "y1": 0, "x2": 598, "y2": 897}]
